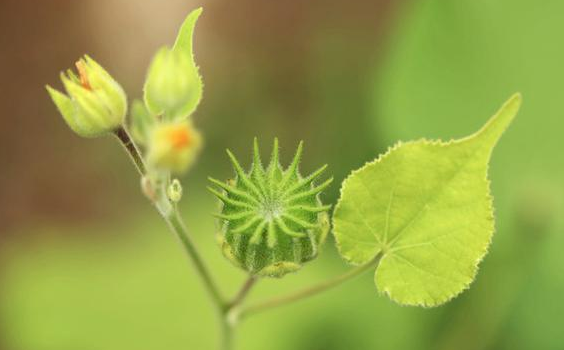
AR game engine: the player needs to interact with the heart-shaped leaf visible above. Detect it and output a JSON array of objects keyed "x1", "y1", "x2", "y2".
[{"x1": 332, "y1": 94, "x2": 521, "y2": 306}]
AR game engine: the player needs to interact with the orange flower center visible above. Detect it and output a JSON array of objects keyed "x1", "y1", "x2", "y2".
[
  {"x1": 167, "y1": 126, "x2": 192, "y2": 150},
  {"x1": 75, "y1": 60, "x2": 92, "y2": 90}
]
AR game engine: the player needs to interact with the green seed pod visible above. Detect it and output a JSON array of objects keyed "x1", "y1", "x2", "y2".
[{"x1": 209, "y1": 138, "x2": 332, "y2": 278}]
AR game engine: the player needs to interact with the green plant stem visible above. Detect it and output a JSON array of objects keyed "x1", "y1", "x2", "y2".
[
  {"x1": 114, "y1": 126, "x2": 230, "y2": 349},
  {"x1": 240, "y1": 254, "x2": 382, "y2": 319},
  {"x1": 166, "y1": 208, "x2": 233, "y2": 349},
  {"x1": 114, "y1": 126, "x2": 224, "y2": 307},
  {"x1": 215, "y1": 276, "x2": 257, "y2": 350},
  {"x1": 166, "y1": 208, "x2": 225, "y2": 309},
  {"x1": 220, "y1": 317, "x2": 233, "y2": 350},
  {"x1": 227, "y1": 276, "x2": 258, "y2": 309},
  {"x1": 114, "y1": 127, "x2": 146, "y2": 174}
]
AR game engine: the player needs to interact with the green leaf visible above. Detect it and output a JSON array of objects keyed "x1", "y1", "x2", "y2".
[{"x1": 332, "y1": 94, "x2": 521, "y2": 307}]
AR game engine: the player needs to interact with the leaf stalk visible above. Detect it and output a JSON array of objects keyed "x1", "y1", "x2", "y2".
[{"x1": 240, "y1": 254, "x2": 382, "y2": 318}]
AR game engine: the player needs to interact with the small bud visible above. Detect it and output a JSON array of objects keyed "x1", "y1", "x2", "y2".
[
  {"x1": 46, "y1": 55, "x2": 127, "y2": 138},
  {"x1": 143, "y1": 8, "x2": 203, "y2": 121},
  {"x1": 147, "y1": 121, "x2": 202, "y2": 174},
  {"x1": 209, "y1": 138, "x2": 332, "y2": 278},
  {"x1": 143, "y1": 48, "x2": 202, "y2": 121},
  {"x1": 167, "y1": 179, "x2": 183, "y2": 203}
]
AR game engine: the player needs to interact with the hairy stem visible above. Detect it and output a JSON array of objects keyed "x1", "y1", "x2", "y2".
[
  {"x1": 220, "y1": 316, "x2": 233, "y2": 350},
  {"x1": 114, "y1": 126, "x2": 229, "y2": 349},
  {"x1": 241, "y1": 254, "x2": 382, "y2": 318},
  {"x1": 227, "y1": 276, "x2": 258, "y2": 309},
  {"x1": 114, "y1": 127, "x2": 146, "y2": 174},
  {"x1": 166, "y1": 208, "x2": 225, "y2": 309},
  {"x1": 217, "y1": 276, "x2": 258, "y2": 349},
  {"x1": 166, "y1": 209, "x2": 232, "y2": 349}
]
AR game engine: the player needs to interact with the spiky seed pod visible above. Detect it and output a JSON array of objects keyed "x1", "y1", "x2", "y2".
[{"x1": 209, "y1": 138, "x2": 332, "y2": 278}]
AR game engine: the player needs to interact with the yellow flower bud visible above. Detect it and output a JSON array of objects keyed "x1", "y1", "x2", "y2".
[
  {"x1": 147, "y1": 121, "x2": 202, "y2": 174},
  {"x1": 46, "y1": 55, "x2": 127, "y2": 138}
]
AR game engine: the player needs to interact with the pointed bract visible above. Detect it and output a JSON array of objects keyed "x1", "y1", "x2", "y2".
[{"x1": 252, "y1": 137, "x2": 264, "y2": 173}]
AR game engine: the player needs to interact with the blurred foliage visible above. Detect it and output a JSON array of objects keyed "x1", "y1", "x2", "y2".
[
  {"x1": 372, "y1": 0, "x2": 564, "y2": 349},
  {"x1": 0, "y1": 195, "x2": 442, "y2": 350},
  {"x1": 1, "y1": 0, "x2": 563, "y2": 349}
]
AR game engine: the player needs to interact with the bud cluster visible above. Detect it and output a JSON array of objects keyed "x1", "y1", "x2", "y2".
[{"x1": 47, "y1": 8, "x2": 204, "y2": 176}]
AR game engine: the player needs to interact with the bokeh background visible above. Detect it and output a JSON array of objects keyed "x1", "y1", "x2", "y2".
[{"x1": 0, "y1": 0, "x2": 563, "y2": 349}]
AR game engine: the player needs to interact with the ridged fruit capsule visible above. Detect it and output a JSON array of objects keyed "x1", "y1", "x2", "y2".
[{"x1": 209, "y1": 138, "x2": 332, "y2": 278}]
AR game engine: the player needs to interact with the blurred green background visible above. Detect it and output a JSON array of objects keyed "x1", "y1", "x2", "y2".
[{"x1": 0, "y1": 0, "x2": 562, "y2": 349}]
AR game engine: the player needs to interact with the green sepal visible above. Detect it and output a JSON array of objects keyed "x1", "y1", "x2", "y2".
[
  {"x1": 129, "y1": 99, "x2": 155, "y2": 146},
  {"x1": 47, "y1": 85, "x2": 100, "y2": 138}
]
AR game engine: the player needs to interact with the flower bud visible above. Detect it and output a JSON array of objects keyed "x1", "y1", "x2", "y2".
[
  {"x1": 147, "y1": 121, "x2": 202, "y2": 174},
  {"x1": 143, "y1": 47, "x2": 202, "y2": 121},
  {"x1": 167, "y1": 179, "x2": 184, "y2": 203},
  {"x1": 46, "y1": 55, "x2": 127, "y2": 138},
  {"x1": 209, "y1": 139, "x2": 332, "y2": 278},
  {"x1": 143, "y1": 8, "x2": 202, "y2": 121}
]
